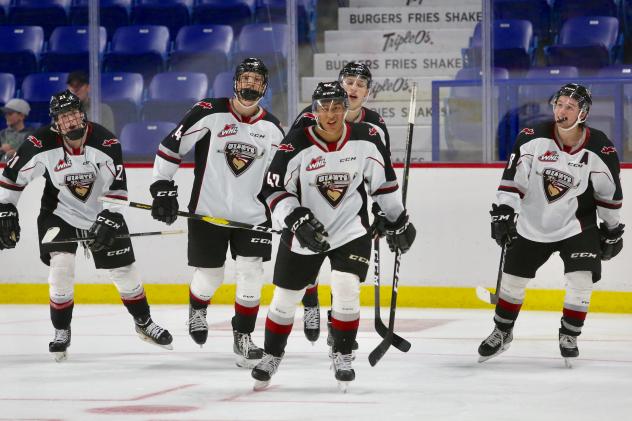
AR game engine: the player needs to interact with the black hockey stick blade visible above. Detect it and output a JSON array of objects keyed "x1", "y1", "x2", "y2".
[
  {"x1": 474, "y1": 243, "x2": 507, "y2": 305},
  {"x1": 369, "y1": 332, "x2": 394, "y2": 367},
  {"x1": 374, "y1": 318, "x2": 411, "y2": 352}
]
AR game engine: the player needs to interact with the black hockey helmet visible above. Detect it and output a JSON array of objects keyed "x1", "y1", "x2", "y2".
[
  {"x1": 551, "y1": 83, "x2": 592, "y2": 115},
  {"x1": 338, "y1": 61, "x2": 372, "y2": 89},
  {"x1": 49, "y1": 90, "x2": 86, "y2": 140},
  {"x1": 233, "y1": 57, "x2": 269, "y2": 101},
  {"x1": 311, "y1": 81, "x2": 349, "y2": 113}
]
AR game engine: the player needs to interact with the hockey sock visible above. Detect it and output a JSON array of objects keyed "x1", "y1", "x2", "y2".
[
  {"x1": 302, "y1": 282, "x2": 319, "y2": 307},
  {"x1": 232, "y1": 257, "x2": 263, "y2": 334},
  {"x1": 494, "y1": 273, "x2": 530, "y2": 331},
  {"x1": 330, "y1": 271, "x2": 360, "y2": 354},
  {"x1": 190, "y1": 289, "x2": 210, "y2": 310},
  {"x1": 122, "y1": 291, "x2": 151, "y2": 320},
  {"x1": 560, "y1": 271, "x2": 592, "y2": 336},
  {"x1": 264, "y1": 287, "x2": 304, "y2": 357},
  {"x1": 330, "y1": 313, "x2": 359, "y2": 354},
  {"x1": 50, "y1": 299, "x2": 74, "y2": 329},
  {"x1": 190, "y1": 267, "x2": 224, "y2": 309}
]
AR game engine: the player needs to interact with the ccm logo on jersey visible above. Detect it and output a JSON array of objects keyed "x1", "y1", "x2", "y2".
[
  {"x1": 538, "y1": 150, "x2": 559, "y2": 162},
  {"x1": 54, "y1": 158, "x2": 72, "y2": 172},
  {"x1": 307, "y1": 156, "x2": 326, "y2": 171},
  {"x1": 251, "y1": 238, "x2": 272, "y2": 244},
  {"x1": 27, "y1": 135, "x2": 43, "y2": 148},
  {"x1": 520, "y1": 128, "x2": 534, "y2": 135},
  {"x1": 570, "y1": 252, "x2": 597, "y2": 259},
  {"x1": 96, "y1": 215, "x2": 122, "y2": 229},
  {"x1": 601, "y1": 146, "x2": 617, "y2": 155},
  {"x1": 218, "y1": 123, "x2": 238, "y2": 137},
  {"x1": 102, "y1": 138, "x2": 119, "y2": 147},
  {"x1": 278, "y1": 143, "x2": 295, "y2": 152},
  {"x1": 107, "y1": 246, "x2": 131, "y2": 256}
]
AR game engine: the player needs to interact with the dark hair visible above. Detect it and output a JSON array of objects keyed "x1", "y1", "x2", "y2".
[{"x1": 66, "y1": 70, "x2": 89, "y2": 86}]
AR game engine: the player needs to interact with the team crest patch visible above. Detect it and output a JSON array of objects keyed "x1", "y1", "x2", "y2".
[
  {"x1": 218, "y1": 123, "x2": 238, "y2": 138},
  {"x1": 538, "y1": 150, "x2": 559, "y2": 162},
  {"x1": 224, "y1": 142, "x2": 258, "y2": 176},
  {"x1": 307, "y1": 156, "x2": 326, "y2": 171},
  {"x1": 541, "y1": 168, "x2": 575, "y2": 203},
  {"x1": 278, "y1": 143, "x2": 295, "y2": 152},
  {"x1": 315, "y1": 173, "x2": 351, "y2": 208},
  {"x1": 64, "y1": 172, "x2": 96, "y2": 202},
  {"x1": 102, "y1": 138, "x2": 119, "y2": 147},
  {"x1": 369, "y1": 127, "x2": 378, "y2": 136},
  {"x1": 27, "y1": 135, "x2": 43, "y2": 148},
  {"x1": 196, "y1": 101, "x2": 213, "y2": 110},
  {"x1": 601, "y1": 146, "x2": 616, "y2": 155},
  {"x1": 520, "y1": 128, "x2": 534, "y2": 135}
]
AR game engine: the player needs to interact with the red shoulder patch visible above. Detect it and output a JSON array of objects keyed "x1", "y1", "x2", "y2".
[
  {"x1": 303, "y1": 112, "x2": 317, "y2": 121},
  {"x1": 277, "y1": 143, "x2": 295, "y2": 152},
  {"x1": 368, "y1": 127, "x2": 378, "y2": 136},
  {"x1": 27, "y1": 135, "x2": 42, "y2": 148},
  {"x1": 102, "y1": 138, "x2": 119, "y2": 147},
  {"x1": 195, "y1": 101, "x2": 213, "y2": 110},
  {"x1": 520, "y1": 128, "x2": 535, "y2": 135},
  {"x1": 601, "y1": 146, "x2": 617, "y2": 155}
]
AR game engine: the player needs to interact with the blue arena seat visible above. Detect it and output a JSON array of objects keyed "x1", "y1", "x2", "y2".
[
  {"x1": 69, "y1": 0, "x2": 130, "y2": 41},
  {"x1": 169, "y1": 25, "x2": 233, "y2": 82},
  {"x1": 0, "y1": 0, "x2": 10, "y2": 24},
  {"x1": 545, "y1": 16, "x2": 620, "y2": 72},
  {"x1": 40, "y1": 26, "x2": 107, "y2": 73},
  {"x1": 234, "y1": 23, "x2": 288, "y2": 90},
  {"x1": 493, "y1": 0, "x2": 551, "y2": 41},
  {"x1": 8, "y1": 0, "x2": 70, "y2": 39},
  {"x1": 0, "y1": 73, "x2": 16, "y2": 106},
  {"x1": 255, "y1": 0, "x2": 313, "y2": 43},
  {"x1": 192, "y1": 0, "x2": 255, "y2": 34},
  {"x1": 551, "y1": 0, "x2": 617, "y2": 35},
  {"x1": 120, "y1": 121, "x2": 176, "y2": 161},
  {"x1": 101, "y1": 72, "x2": 144, "y2": 135},
  {"x1": 131, "y1": 0, "x2": 192, "y2": 40},
  {"x1": 104, "y1": 25, "x2": 170, "y2": 82},
  {"x1": 0, "y1": 26, "x2": 44, "y2": 83},
  {"x1": 21, "y1": 72, "x2": 69, "y2": 125},
  {"x1": 141, "y1": 72, "x2": 208, "y2": 122}
]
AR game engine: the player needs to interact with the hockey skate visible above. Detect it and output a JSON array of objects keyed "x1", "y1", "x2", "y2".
[
  {"x1": 49, "y1": 328, "x2": 71, "y2": 362},
  {"x1": 251, "y1": 352, "x2": 284, "y2": 391},
  {"x1": 134, "y1": 317, "x2": 173, "y2": 350},
  {"x1": 187, "y1": 306, "x2": 208, "y2": 347},
  {"x1": 233, "y1": 330, "x2": 263, "y2": 368},
  {"x1": 559, "y1": 331, "x2": 579, "y2": 368},
  {"x1": 478, "y1": 326, "x2": 513, "y2": 363},
  {"x1": 331, "y1": 349, "x2": 355, "y2": 393},
  {"x1": 303, "y1": 304, "x2": 320, "y2": 343}
]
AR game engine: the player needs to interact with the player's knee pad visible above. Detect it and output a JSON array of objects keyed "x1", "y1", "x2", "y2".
[
  {"x1": 269, "y1": 287, "x2": 304, "y2": 319},
  {"x1": 330, "y1": 270, "x2": 360, "y2": 314},
  {"x1": 48, "y1": 252, "x2": 75, "y2": 303},
  {"x1": 564, "y1": 271, "x2": 593, "y2": 307},
  {"x1": 190, "y1": 266, "x2": 224, "y2": 302},
  {"x1": 109, "y1": 264, "x2": 143, "y2": 296},
  {"x1": 235, "y1": 256, "x2": 264, "y2": 301},
  {"x1": 499, "y1": 273, "x2": 530, "y2": 301}
]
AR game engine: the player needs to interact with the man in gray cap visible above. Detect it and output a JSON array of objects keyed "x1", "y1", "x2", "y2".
[{"x1": 0, "y1": 98, "x2": 34, "y2": 162}]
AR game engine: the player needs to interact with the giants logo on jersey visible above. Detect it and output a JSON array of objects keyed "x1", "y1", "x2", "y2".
[
  {"x1": 538, "y1": 150, "x2": 559, "y2": 162},
  {"x1": 102, "y1": 138, "x2": 119, "y2": 147},
  {"x1": 54, "y1": 158, "x2": 72, "y2": 172},
  {"x1": 224, "y1": 142, "x2": 258, "y2": 176},
  {"x1": 541, "y1": 168, "x2": 575, "y2": 203},
  {"x1": 64, "y1": 172, "x2": 96, "y2": 202},
  {"x1": 306, "y1": 156, "x2": 326, "y2": 171},
  {"x1": 218, "y1": 123, "x2": 238, "y2": 138},
  {"x1": 315, "y1": 173, "x2": 351, "y2": 208},
  {"x1": 27, "y1": 135, "x2": 43, "y2": 148}
]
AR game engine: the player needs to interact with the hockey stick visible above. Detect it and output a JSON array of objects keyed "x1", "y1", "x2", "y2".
[
  {"x1": 369, "y1": 83, "x2": 417, "y2": 367},
  {"x1": 99, "y1": 197, "x2": 282, "y2": 235},
  {"x1": 373, "y1": 237, "x2": 411, "y2": 352},
  {"x1": 42, "y1": 226, "x2": 185, "y2": 245},
  {"x1": 475, "y1": 242, "x2": 508, "y2": 305}
]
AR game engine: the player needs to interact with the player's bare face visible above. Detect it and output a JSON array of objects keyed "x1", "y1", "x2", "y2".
[
  {"x1": 316, "y1": 100, "x2": 346, "y2": 134},
  {"x1": 553, "y1": 97, "x2": 582, "y2": 129},
  {"x1": 236, "y1": 72, "x2": 265, "y2": 106},
  {"x1": 341, "y1": 76, "x2": 369, "y2": 110}
]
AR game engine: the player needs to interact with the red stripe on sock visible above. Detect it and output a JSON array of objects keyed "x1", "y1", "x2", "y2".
[
  {"x1": 121, "y1": 291, "x2": 146, "y2": 304},
  {"x1": 563, "y1": 307, "x2": 587, "y2": 321},
  {"x1": 50, "y1": 299, "x2": 74, "y2": 310},
  {"x1": 265, "y1": 317, "x2": 293, "y2": 335},
  {"x1": 189, "y1": 290, "x2": 210, "y2": 305},
  {"x1": 497, "y1": 298, "x2": 522, "y2": 313},
  {"x1": 235, "y1": 302, "x2": 260, "y2": 316},
  {"x1": 305, "y1": 285, "x2": 318, "y2": 295},
  {"x1": 331, "y1": 317, "x2": 359, "y2": 332}
]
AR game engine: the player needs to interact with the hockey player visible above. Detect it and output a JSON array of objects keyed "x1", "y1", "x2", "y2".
[
  {"x1": 478, "y1": 83, "x2": 624, "y2": 367},
  {"x1": 149, "y1": 58, "x2": 284, "y2": 368},
  {"x1": 251, "y1": 81, "x2": 416, "y2": 391},
  {"x1": 292, "y1": 61, "x2": 391, "y2": 344},
  {"x1": 0, "y1": 90, "x2": 173, "y2": 361}
]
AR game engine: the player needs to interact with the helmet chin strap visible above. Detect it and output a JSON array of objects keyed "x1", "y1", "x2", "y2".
[
  {"x1": 234, "y1": 93, "x2": 262, "y2": 110},
  {"x1": 557, "y1": 113, "x2": 586, "y2": 132}
]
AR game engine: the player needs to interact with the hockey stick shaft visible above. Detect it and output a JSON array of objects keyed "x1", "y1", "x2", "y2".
[
  {"x1": 369, "y1": 83, "x2": 417, "y2": 366},
  {"x1": 99, "y1": 197, "x2": 282, "y2": 235},
  {"x1": 475, "y1": 243, "x2": 507, "y2": 304},
  {"x1": 44, "y1": 229, "x2": 185, "y2": 244}
]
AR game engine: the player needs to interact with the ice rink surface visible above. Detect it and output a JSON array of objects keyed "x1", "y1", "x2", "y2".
[{"x1": 2, "y1": 304, "x2": 632, "y2": 421}]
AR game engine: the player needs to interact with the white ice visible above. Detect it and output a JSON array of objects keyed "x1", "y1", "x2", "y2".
[{"x1": 1, "y1": 305, "x2": 631, "y2": 421}]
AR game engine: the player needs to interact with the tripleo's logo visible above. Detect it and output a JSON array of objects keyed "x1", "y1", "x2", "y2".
[
  {"x1": 218, "y1": 123, "x2": 238, "y2": 137},
  {"x1": 538, "y1": 150, "x2": 559, "y2": 162},
  {"x1": 54, "y1": 158, "x2": 72, "y2": 172},
  {"x1": 307, "y1": 156, "x2": 326, "y2": 171},
  {"x1": 541, "y1": 168, "x2": 575, "y2": 203},
  {"x1": 64, "y1": 172, "x2": 96, "y2": 202},
  {"x1": 224, "y1": 142, "x2": 258, "y2": 176},
  {"x1": 315, "y1": 172, "x2": 351, "y2": 208}
]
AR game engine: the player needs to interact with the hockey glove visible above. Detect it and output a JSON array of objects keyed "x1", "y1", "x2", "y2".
[
  {"x1": 490, "y1": 204, "x2": 518, "y2": 247},
  {"x1": 150, "y1": 180, "x2": 179, "y2": 225},
  {"x1": 370, "y1": 202, "x2": 388, "y2": 239},
  {"x1": 283, "y1": 207, "x2": 330, "y2": 253},
  {"x1": 88, "y1": 210, "x2": 125, "y2": 252},
  {"x1": 599, "y1": 222, "x2": 624, "y2": 261},
  {"x1": 385, "y1": 211, "x2": 416, "y2": 254},
  {"x1": 0, "y1": 203, "x2": 20, "y2": 249}
]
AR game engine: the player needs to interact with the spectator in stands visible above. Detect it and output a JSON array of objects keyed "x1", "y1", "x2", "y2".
[
  {"x1": 0, "y1": 99, "x2": 34, "y2": 163},
  {"x1": 66, "y1": 71, "x2": 116, "y2": 134}
]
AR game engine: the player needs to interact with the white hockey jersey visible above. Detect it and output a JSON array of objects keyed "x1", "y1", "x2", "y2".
[
  {"x1": 262, "y1": 122, "x2": 404, "y2": 255},
  {"x1": 152, "y1": 98, "x2": 285, "y2": 225},
  {"x1": 497, "y1": 122, "x2": 623, "y2": 242},
  {"x1": 0, "y1": 123, "x2": 127, "y2": 230}
]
